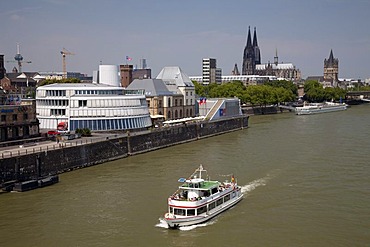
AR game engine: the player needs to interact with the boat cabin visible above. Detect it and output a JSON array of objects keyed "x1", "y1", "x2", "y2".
[{"x1": 175, "y1": 178, "x2": 219, "y2": 201}]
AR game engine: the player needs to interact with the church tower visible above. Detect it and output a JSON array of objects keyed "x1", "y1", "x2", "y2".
[
  {"x1": 324, "y1": 49, "x2": 339, "y2": 86},
  {"x1": 253, "y1": 27, "x2": 261, "y2": 65},
  {"x1": 242, "y1": 26, "x2": 256, "y2": 75}
]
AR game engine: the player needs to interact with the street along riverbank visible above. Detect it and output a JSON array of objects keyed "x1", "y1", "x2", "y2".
[{"x1": 0, "y1": 115, "x2": 248, "y2": 188}]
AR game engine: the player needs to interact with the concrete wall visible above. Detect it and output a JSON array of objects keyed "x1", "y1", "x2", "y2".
[{"x1": 0, "y1": 115, "x2": 248, "y2": 183}]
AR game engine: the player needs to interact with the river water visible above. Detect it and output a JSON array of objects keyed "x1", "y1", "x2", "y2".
[{"x1": 1, "y1": 105, "x2": 369, "y2": 247}]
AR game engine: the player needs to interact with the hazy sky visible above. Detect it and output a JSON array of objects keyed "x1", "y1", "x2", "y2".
[{"x1": 1, "y1": 0, "x2": 369, "y2": 79}]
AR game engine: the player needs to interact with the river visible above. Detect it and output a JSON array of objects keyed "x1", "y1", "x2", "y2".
[{"x1": 0, "y1": 104, "x2": 369, "y2": 247}]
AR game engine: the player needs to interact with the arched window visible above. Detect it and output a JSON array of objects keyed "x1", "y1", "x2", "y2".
[
  {"x1": 168, "y1": 98, "x2": 171, "y2": 107},
  {"x1": 180, "y1": 109, "x2": 183, "y2": 118},
  {"x1": 175, "y1": 110, "x2": 178, "y2": 119},
  {"x1": 190, "y1": 109, "x2": 193, "y2": 116},
  {"x1": 167, "y1": 111, "x2": 171, "y2": 119},
  {"x1": 186, "y1": 109, "x2": 189, "y2": 117}
]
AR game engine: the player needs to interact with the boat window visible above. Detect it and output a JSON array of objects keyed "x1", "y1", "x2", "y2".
[
  {"x1": 216, "y1": 198, "x2": 223, "y2": 206},
  {"x1": 232, "y1": 192, "x2": 236, "y2": 198},
  {"x1": 187, "y1": 209, "x2": 196, "y2": 216},
  {"x1": 169, "y1": 207, "x2": 174, "y2": 214},
  {"x1": 174, "y1": 208, "x2": 186, "y2": 216},
  {"x1": 224, "y1": 194, "x2": 231, "y2": 202},
  {"x1": 197, "y1": 206, "x2": 207, "y2": 215},
  {"x1": 211, "y1": 187, "x2": 218, "y2": 194},
  {"x1": 209, "y1": 202, "x2": 216, "y2": 210}
]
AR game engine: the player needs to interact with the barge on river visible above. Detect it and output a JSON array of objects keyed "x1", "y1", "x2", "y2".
[{"x1": 160, "y1": 165, "x2": 243, "y2": 228}]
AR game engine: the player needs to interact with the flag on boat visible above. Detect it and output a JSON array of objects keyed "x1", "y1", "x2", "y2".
[
  {"x1": 199, "y1": 97, "x2": 207, "y2": 105},
  {"x1": 126, "y1": 56, "x2": 132, "y2": 61},
  {"x1": 178, "y1": 178, "x2": 186, "y2": 183}
]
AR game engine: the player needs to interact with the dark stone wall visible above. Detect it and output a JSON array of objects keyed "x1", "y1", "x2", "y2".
[{"x1": 0, "y1": 116, "x2": 248, "y2": 183}]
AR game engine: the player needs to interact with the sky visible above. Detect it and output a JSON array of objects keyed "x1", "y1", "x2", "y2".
[{"x1": 1, "y1": 0, "x2": 369, "y2": 80}]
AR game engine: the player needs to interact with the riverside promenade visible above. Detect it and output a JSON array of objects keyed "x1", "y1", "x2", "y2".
[{"x1": 0, "y1": 115, "x2": 249, "y2": 186}]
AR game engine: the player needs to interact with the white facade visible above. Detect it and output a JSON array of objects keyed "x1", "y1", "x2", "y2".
[
  {"x1": 99, "y1": 65, "x2": 120, "y2": 87},
  {"x1": 36, "y1": 83, "x2": 152, "y2": 131},
  {"x1": 190, "y1": 75, "x2": 278, "y2": 85},
  {"x1": 202, "y1": 58, "x2": 222, "y2": 84}
]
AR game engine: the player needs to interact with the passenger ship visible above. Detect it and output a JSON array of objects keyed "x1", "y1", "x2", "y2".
[
  {"x1": 295, "y1": 102, "x2": 347, "y2": 115},
  {"x1": 160, "y1": 165, "x2": 243, "y2": 228}
]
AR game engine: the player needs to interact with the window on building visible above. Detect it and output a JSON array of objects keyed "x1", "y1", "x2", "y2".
[
  {"x1": 147, "y1": 100, "x2": 150, "y2": 107},
  {"x1": 78, "y1": 100, "x2": 87, "y2": 107},
  {"x1": 12, "y1": 114, "x2": 17, "y2": 121},
  {"x1": 168, "y1": 98, "x2": 171, "y2": 107},
  {"x1": 1, "y1": 115, "x2": 5, "y2": 121},
  {"x1": 175, "y1": 99, "x2": 178, "y2": 106},
  {"x1": 186, "y1": 92, "x2": 188, "y2": 96},
  {"x1": 158, "y1": 100, "x2": 162, "y2": 108},
  {"x1": 23, "y1": 113, "x2": 28, "y2": 120},
  {"x1": 180, "y1": 99, "x2": 183, "y2": 105}
]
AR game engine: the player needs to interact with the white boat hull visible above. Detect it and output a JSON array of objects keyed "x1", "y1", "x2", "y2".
[
  {"x1": 295, "y1": 103, "x2": 347, "y2": 115},
  {"x1": 161, "y1": 193, "x2": 243, "y2": 228}
]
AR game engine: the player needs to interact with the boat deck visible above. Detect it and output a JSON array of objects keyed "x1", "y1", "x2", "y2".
[{"x1": 179, "y1": 181, "x2": 219, "y2": 190}]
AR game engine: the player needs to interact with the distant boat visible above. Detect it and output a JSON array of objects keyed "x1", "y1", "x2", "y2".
[
  {"x1": 159, "y1": 165, "x2": 243, "y2": 228},
  {"x1": 295, "y1": 102, "x2": 347, "y2": 115}
]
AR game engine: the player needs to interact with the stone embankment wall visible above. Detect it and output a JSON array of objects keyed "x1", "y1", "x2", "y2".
[{"x1": 0, "y1": 116, "x2": 248, "y2": 183}]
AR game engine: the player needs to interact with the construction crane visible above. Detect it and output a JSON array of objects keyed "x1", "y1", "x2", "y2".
[
  {"x1": 6, "y1": 43, "x2": 32, "y2": 73},
  {"x1": 60, "y1": 48, "x2": 75, "y2": 79}
]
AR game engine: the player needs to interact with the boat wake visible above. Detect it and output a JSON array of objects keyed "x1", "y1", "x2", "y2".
[
  {"x1": 155, "y1": 218, "x2": 217, "y2": 230},
  {"x1": 241, "y1": 175, "x2": 271, "y2": 195},
  {"x1": 179, "y1": 220, "x2": 216, "y2": 231},
  {"x1": 155, "y1": 219, "x2": 169, "y2": 229}
]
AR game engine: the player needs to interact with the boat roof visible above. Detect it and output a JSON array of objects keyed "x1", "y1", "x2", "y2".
[{"x1": 179, "y1": 180, "x2": 219, "y2": 191}]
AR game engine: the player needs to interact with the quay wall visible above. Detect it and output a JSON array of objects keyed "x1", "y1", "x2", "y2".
[{"x1": 0, "y1": 116, "x2": 248, "y2": 183}]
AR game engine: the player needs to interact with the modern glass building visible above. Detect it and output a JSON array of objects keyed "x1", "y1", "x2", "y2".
[{"x1": 36, "y1": 83, "x2": 152, "y2": 131}]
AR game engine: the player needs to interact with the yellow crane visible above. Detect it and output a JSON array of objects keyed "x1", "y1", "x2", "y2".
[{"x1": 60, "y1": 48, "x2": 75, "y2": 79}]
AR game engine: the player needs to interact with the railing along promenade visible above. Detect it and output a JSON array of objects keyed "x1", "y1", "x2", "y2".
[{"x1": 0, "y1": 133, "x2": 130, "y2": 159}]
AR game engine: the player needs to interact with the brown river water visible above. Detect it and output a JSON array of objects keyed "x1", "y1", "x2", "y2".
[{"x1": 0, "y1": 104, "x2": 369, "y2": 247}]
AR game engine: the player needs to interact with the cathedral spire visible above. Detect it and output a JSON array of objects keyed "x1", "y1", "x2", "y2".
[
  {"x1": 328, "y1": 49, "x2": 335, "y2": 64},
  {"x1": 246, "y1": 26, "x2": 252, "y2": 48},
  {"x1": 253, "y1": 27, "x2": 258, "y2": 47},
  {"x1": 274, "y1": 48, "x2": 278, "y2": 65}
]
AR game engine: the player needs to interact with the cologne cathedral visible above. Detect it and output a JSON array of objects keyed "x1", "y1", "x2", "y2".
[{"x1": 239, "y1": 27, "x2": 301, "y2": 81}]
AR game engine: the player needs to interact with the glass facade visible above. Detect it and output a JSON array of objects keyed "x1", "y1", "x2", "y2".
[{"x1": 70, "y1": 116, "x2": 151, "y2": 131}]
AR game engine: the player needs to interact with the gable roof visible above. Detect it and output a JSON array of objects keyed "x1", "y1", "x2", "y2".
[
  {"x1": 127, "y1": 79, "x2": 175, "y2": 96},
  {"x1": 156, "y1": 66, "x2": 194, "y2": 87}
]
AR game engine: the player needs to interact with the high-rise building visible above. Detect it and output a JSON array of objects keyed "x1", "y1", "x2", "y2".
[
  {"x1": 202, "y1": 58, "x2": 221, "y2": 84},
  {"x1": 324, "y1": 49, "x2": 339, "y2": 86},
  {"x1": 0, "y1": 55, "x2": 6, "y2": 80}
]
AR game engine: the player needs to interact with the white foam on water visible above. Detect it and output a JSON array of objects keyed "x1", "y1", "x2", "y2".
[
  {"x1": 241, "y1": 176, "x2": 270, "y2": 194},
  {"x1": 179, "y1": 220, "x2": 216, "y2": 231},
  {"x1": 155, "y1": 219, "x2": 169, "y2": 229}
]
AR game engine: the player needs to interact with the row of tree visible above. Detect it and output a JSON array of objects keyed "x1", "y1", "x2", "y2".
[
  {"x1": 194, "y1": 80, "x2": 297, "y2": 106},
  {"x1": 194, "y1": 80, "x2": 348, "y2": 106}
]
